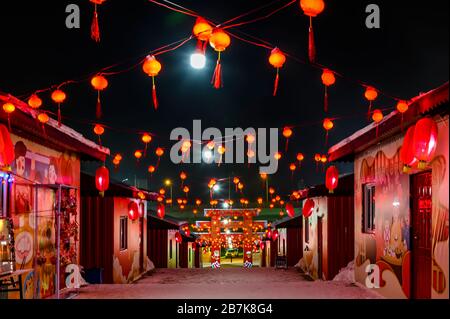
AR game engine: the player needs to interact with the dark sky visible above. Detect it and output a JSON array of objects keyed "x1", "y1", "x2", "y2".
[{"x1": 0, "y1": 0, "x2": 448, "y2": 202}]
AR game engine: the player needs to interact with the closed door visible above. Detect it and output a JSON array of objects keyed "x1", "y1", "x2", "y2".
[
  {"x1": 411, "y1": 172, "x2": 432, "y2": 299},
  {"x1": 317, "y1": 216, "x2": 323, "y2": 279}
]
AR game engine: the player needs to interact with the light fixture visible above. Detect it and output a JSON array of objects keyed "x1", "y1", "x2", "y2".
[
  {"x1": 213, "y1": 184, "x2": 220, "y2": 192},
  {"x1": 202, "y1": 149, "x2": 213, "y2": 163},
  {"x1": 223, "y1": 202, "x2": 230, "y2": 209},
  {"x1": 190, "y1": 52, "x2": 206, "y2": 69}
]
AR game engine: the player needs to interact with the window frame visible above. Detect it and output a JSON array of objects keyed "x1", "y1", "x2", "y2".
[
  {"x1": 119, "y1": 216, "x2": 128, "y2": 251},
  {"x1": 305, "y1": 217, "x2": 310, "y2": 244},
  {"x1": 362, "y1": 183, "x2": 376, "y2": 234}
]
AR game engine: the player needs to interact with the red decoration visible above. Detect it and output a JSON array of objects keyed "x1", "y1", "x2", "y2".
[
  {"x1": 272, "y1": 229, "x2": 279, "y2": 240},
  {"x1": 285, "y1": 202, "x2": 295, "y2": 218},
  {"x1": 364, "y1": 86, "x2": 378, "y2": 120},
  {"x1": 323, "y1": 118, "x2": 334, "y2": 147},
  {"x1": 302, "y1": 198, "x2": 315, "y2": 218},
  {"x1": 372, "y1": 109, "x2": 383, "y2": 137},
  {"x1": 95, "y1": 166, "x2": 109, "y2": 195},
  {"x1": 0, "y1": 124, "x2": 15, "y2": 167},
  {"x1": 400, "y1": 125, "x2": 418, "y2": 173},
  {"x1": 282, "y1": 127, "x2": 293, "y2": 152},
  {"x1": 321, "y1": 69, "x2": 335, "y2": 112},
  {"x1": 93, "y1": 124, "x2": 105, "y2": 145},
  {"x1": 51, "y1": 89, "x2": 66, "y2": 127},
  {"x1": 193, "y1": 17, "x2": 213, "y2": 55},
  {"x1": 28, "y1": 94, "x2": 42, "y2": 109},
  {"x1": 413, "y1": 118, "x2": 438, "y2": 169},
  {"x1": 300, "y1": 0, "x2": 325, "y2": 63},
  {"x1": 2, "y1": 103, "x2": 15, "y2": 131},
  {"x1": 143, "y1": 55, "x2": 162, "y2": 110},
  {"x1": 91, "y1": 74, "x2": 108, "y2": 119},
  {"x1": 209, "y1": 29, "x2": 231, "y2": 89},
  {"x1": 296, "y1": 152, "x2": 304, "y2": 168},
  {"x1": 157, "y1": 203, "x2": 165, "y2": 219},
  {"x1": 325, "y1": 165, "x2": 339, "y2": 193},
  {"x1": 269, "y1": 48, "x2": 286, "y2": 96},
  {"x1": 128, "y1": 201, "x2": 139, "y2": 221},
  {"x1": 90, "y1": 0, "x2": 107, "y2": 42},
  {"x1": 175, "y1": 231, "x2": 183, "y2": 243}
]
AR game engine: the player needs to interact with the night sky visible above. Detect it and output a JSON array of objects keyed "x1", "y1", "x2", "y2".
[{"x1": 0, "y1": 0, "x2": 448, "y2": 202}]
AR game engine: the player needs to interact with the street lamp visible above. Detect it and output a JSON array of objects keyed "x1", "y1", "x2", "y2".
[{"x1": 165, "y1": 179, "x2": 173, "y2": 206}]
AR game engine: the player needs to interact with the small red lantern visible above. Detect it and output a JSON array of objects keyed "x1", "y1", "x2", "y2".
[
  {"x1": 155, "y1": 147, "x2": 164, "y2": 167},
  {"x1": 300, "y1": 0, "x2": 325, "y2": 63},
  {"x1": 157, "y1": 203, "x2": 165, "y2": 219},
  {"x1": 323, "y1": 118, "x2": 334, "y2": 147},
  {"x1": 143, "y1": 55, "x2": 162, "y2": 110},
  {"x1": 95, "y1": 166, "x2": 109, "y2": 196},
  {"x1": 2, "y1": 103, "x2": 15, "y2": 131},
  {"x1": 209, "y1": 29, "x2": 231, "y2": 89},
  {"x1": 193, "y1": 17, "x2": 213, "y2": 42},
  {"x1": 364, "y1": 86, "x2": 378, "y2": 120},
  {"x1": 286, "y1": 202, "x2": 295, "y2": 218},
  {"x1": 412, "y1": 118, "x2": 438, "y2": 169},
  {"x1": 93, "y1": 124, "x2": 105, "y2": 145},
  {"x1": 282, "y1": 127, "x2": 293, "y2": 152},
  {"x1": 321, "y1": 69, "x2": 335, "y2": 112},
  {"x1": 269, "y1": 48, "x2": 286, "y2": 96},
  {"x1": 372, "y1": 109, "x2": 383, "y2": 137},
  {"x1": 28, "y1": 94, "x2": 42, "y2": 109},
  {"x1": 128, "y1": 201, "x2": 139, "y2": 221},
  {"x1": 302, "y1": 198, "x2": 315, "y2": 218},
  {"x1": 51, "y1": 89, "x2": 66, "y2": 127},
  {"x1": 91, "y1": 74, "x2": 108, "y2": 119},
  {"x1": 400, "y1": 125, "x2": 418, "y2": 173},
  {"x1": 272, "y1": 229, "x2": 279, "y2": 241},
  {"x1": 289, "y1": 163, "x2": 297, "y2": 178},
  {"x1": 90, "y1": 0, "x2": 107, "y2": 42},
  {"x1": 142, "y1": 133, "x2": 152, "y2": 156},
  {"x1": 175, "y1": 231, "x2": 183, "y2": 243},
  {"x1": 296, "y1": 152, "x2": 305, "y2": 168},
  {"x1": 325, "y1": 166, "x2": 339, "y2": 194},
  {"x1": 148, "y1": 165, "x2": 156, "y2": 176}
]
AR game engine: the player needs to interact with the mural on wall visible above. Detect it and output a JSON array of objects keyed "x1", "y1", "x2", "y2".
[{"x1": 7, "y1": 136, "x2": 80, "y2": 299}]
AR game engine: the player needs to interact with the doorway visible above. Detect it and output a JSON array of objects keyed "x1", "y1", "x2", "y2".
[{"x1": 411, "y1": 171, "x2": 432, "y2": 299}]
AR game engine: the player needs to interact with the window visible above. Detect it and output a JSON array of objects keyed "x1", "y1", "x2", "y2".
[
  {"x1": 169, "y1": 240, "x2": 173, "y2": 259},
  {"x1": 120, "y1": 217, "x2": 128, "y2": 250},
  {"x1": 305, "y1": 217, "x2": 310, "y2": 243},
  {"x1": 282, "y1": 239, "x2": 286, "y2": 256},
  {"x1": 363, "y1": 184, "x2": 376, "y2": 233}
]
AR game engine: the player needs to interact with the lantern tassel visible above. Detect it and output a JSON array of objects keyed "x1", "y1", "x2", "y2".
[
  {"x1": 285, "y1": 138, "x2": 289, "y2": 153},
  {"x1": 91, "y1": 5, "x2": 100, "y2": 43},
  {"x1": 212, "y1": 52, "x2": 222, "y2": 89},
  {"x1": 368, "y1": 101, "x2": 372, "y2": 121},
  {"x1": 273, "y1": 69, "x2": 280, "y2": 96},
  {"x1": 324, "y1": 86, "x2": 329, "y2": 113},
  {"x1": 7, "y1": 116, "x2": 12, "y2": 132},
  {"x1": 96, "y1": 92, "x2": 102, "y2": 119},
  {"x1": 308, "y1": 17, "x2": 316, "y2": 63},
  {"x1": 57, "y1": 104, "x2": 62, "y2": 127},
  {"x1": 152, "y1": 77, "x2": 159, "y2": 110}
]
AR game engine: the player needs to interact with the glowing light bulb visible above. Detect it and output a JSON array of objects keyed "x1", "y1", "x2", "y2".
[{"x1": 190, "y1": 53, "x2": 206, "y2": 69}]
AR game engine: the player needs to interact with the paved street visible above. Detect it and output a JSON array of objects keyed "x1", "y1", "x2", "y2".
[{"x1": 75, "y1": 268, "x2": 382, "y2": 299}]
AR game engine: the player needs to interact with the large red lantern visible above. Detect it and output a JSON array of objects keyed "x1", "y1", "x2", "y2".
[
  {"x1": 302, "y1": 198, "x2": 315, "y2": 218},
  {"x1": 175, "y1": 231, "x2": 183, "y2": 243},
  {"x1": 325, "y1": 165, "x2": 339, "y2": 194},
  {"x1": 90, "y1": 0, "x2": 107, "y2": 42},
  {"x1": 142, "y1": 55, "x2": 162, "y2": 110},
  {"x1": 272, "y1": 229, "x2": 279, "y2": 241},
  {"x1": 157, "y1": 203, "x2": 165, "y2": 219},
  {"x1": 400, "y1": 125, "x2": 418, "y2": 173},
  {"x1": 413, "y1": 118, "x2": 438, "y2": 169},
  {"x1": 321, "y1": 69, "x2": 335, "y2": 112},
  {"x1": 209, "y1": 29, "x2": 231, "y2": 89},
  {"x1": 95, "y1": 166, "x2": 109, "y2": 195},
  {"x1": 128, "y1": 201, "x2": 139, "y2": 221},
  {"x1": 91, "y1": 74, "x2": 108, "y2": 119},
  {"x1": 285, "y1": 202, "x2": 295, "y2": 218},
  {"x1": 0, "y1": 124, "x2": 15, "y2": 167},
  {"x1": 300, "y1": 0, "x2": 325, "y2": 63},
  {"x1": 269, "y1": 48, "x2": 286, "y2": 96}
]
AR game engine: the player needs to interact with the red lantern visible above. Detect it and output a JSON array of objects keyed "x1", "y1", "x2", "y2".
[
  {"x1": 155, "y1": 147, "x2": 164, "y2": 167},
  {"x1": 128, "y1": 201, "x2": 139, "y2": 221},
  {"x1": 2, "y1": 103, "x2": 15, "y2": 131},
  {"x1": 296, "y1": 152, "x2": 304, "y2": 168},
  {"x1": 289, "y1": 163, "x2": 297, "y2": 179},
  {"x1": 269, "y1": 48, "x2": 286, "y2": 96},
  {"x1": 286, "y1": 202, "x2": 295, "y2": 218},
  {"x1": 282, "y1": 127, "x2": 293, "y2": 152},
  {"x1": 91, "y1": 74, "x2": 108, "y2": 119},
  {"x1": 28, "y1": 94, "x2": 42, "y2": 109},
  {"x1": 0, "y1": 124, "x2": 15, "y2": 167},
  {"x1": 400, "y1": 125, "x2": 418, "y2": 173},
  {"x1": 272, "y1": 229, "x2": 279, "y2": 241},
  {"x1": 51, "y1": 89, "x2": 66, "y2": 127},
  {"x1": 321, "y1": 69, "x2": 335, "y2": 112},
  {"x1": 325, "y1": 166, "x2": 339, "y2": 194},
  {"x1": 95, "y1": 166, "x2": 109, "y2": 195},
  {"x1": 413, "y1": 118, "x2": 438, "y2": 169},
  {"x1": 175, "y1": 231, "x2": 183, "y2": 243},
  {"x1": 142, "y1": 133, "x2": 152, "y2": 156},
  {"x1": 300, "y1": 0, "x2": 325, "y2": 63},
  {"x1": 157, "y1": 203, "x2": 165, "y2": 219},
  {"x1": 143, "y1": 55, "x2": 162, "y2": 110},
  {"x1": 209, "y1": 29, "x2": 231, "y2": 89},
  {"x1": 93, "y1": 124, "x2": 105, "y2": 145},
  {"x1": 372, "y1": 109, "x2": 383, "y2": 137},
  {"x1": 302, "y1": 198, "x2": 315, "y2": 218},
  {"x1": 364, "y1": 86, "x2": 378, "y2": 120},
  {"x1": 90, "y1": 0, "x2": 107, "y2": 42},
  {"x1": 323, "y1": 118, "x2": 334, "y2": 147}
]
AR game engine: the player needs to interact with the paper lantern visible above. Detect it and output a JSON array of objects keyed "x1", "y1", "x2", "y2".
[
  {"x1": 274, "y1": 152, "x2": 282, "y2": 160},
  {"x1": 364, "y1": 86, "x2": 378, "y2": 120},
  {"x1": 413, "y1": 118, "x2": 438, "y2": 169},
  {"x1": 90, "y1": 0, "x2": 107, "y2": 42},
  {"x1": 269, "y1": 48, "x2": 286, "y2": 96},
  {"x1": 95, "y1": 166, "x2": 109, "y2": 195},
  {"x1": 302, "y1": 198, "x2": 315, "y2": 218},
  {"x1": 175, "y1": 232, "x2": 182, "y2": 243},
  {"x1": 285, "y1": 202, "x2": 295, "y2": 218},
  {"x1": 325, "y1": 166, "x2": 339, "y2": 193},
  {"x1": 400, "y1": 125, "x2": 418, "y2": 173},
  {"x1": 91, "y1": 75, "x2": 108, "y2": 119},
  {"x1": 128, "y1": 201, "x2": 139, "y2": 221},
  {"x1": 37, "y1": 112, "x2": 49, "y2": 124},
  {"x1": 397, "y1": 100, "x2": 409, "y2": 114},
  {"x1": 2, "y1": 103, "x2": 15, "y2": 131},
  {"x1": 282, "y1": 127, "x2": 293, "y2": 152},
  {"x1": 180, "y1": 171, "x2": 187, "y2": 187},
  {"x1": 134, "y1": 150, "x2": 143, "y2": 162},
  {"x1": 217, "y1": 145, "x2": 226, "y2": 166},
  {"x1": 142, "y1": 133, "x2": 152, "y2": 156},
  {"x1": 323, "y1": 118, "x2": 334, "y2": 146},
  {"x1": 272, "y1": 229, "x2": 279, "y2": 241},
  {"x1": 209, "y1": 29, "x2": 231, "y2": 89},
  {"x1": 300, "y1": 0, "x2": 325, "y2": 62},
  {"x1": 157, "y1": 203, "x2": 165, "y2": 219},
  {"x1": 28, "y1": 94, "x2": 42, "y2": 109},
  {"x1": 51, "y1": 89, "x2": 66, "y2": 126},
  {"x1": 372, "y1": 109, "x2": 383, "y2": 137},
  {"x1": 193, "y1": 17, "x2": 213, "y2": 42},
  {"x1": 148, "y1": 165, "x2": 156, "y2": 176},
  {"x1": 143, "y1": 55, "x2": 162, "y2": 110},
  {"x1": 155, "y1": 147, "x2": 164, "y2": 167},
  {"x1": 296, "y1": 153, "x2": 304, "y2": 167},
  {"x1": 321, "y1": 69, "x2": 335, "y2": 112},
  {"x1": 93, "y1": 124, "x2": 105, "y2": 145},
  {"x1": 0, "y1": 124, "x2": 15, "y2": 167}
]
